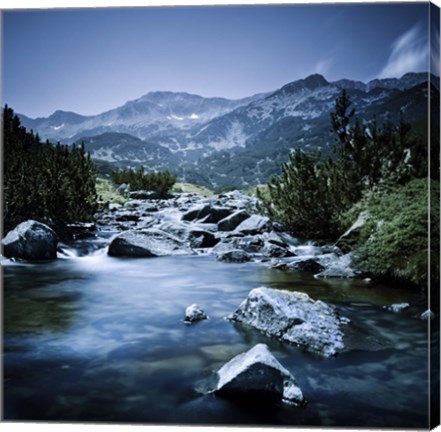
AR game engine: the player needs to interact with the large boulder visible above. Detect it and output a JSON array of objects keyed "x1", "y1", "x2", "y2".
[
  {"x1": 108, "y1": 228, "x2": 193, "y2": 257},
  {"x1": 188, "y1": 229, "x2": 219, "y2": 248},
  {"x1": 212, "y1": 343, "x2": 304, "y2": 405},
  {"x1": 182, "y1": 204, "x2": 211, "y2": 222},
  {"x1": 202, "y1": 207, "x2": 233, "y2": 224},
  {"x1": 228, "y1": 287, "x2": 346, "y2": 357},
  {"x1": 2, "y1": 220, "x2": 58, "y2": 260},
  {"x1": 216, "y1": 249, "x2": 252, "y2": 263},
  {"x1": 217, "y1": 210, "x2": 250, "y2": 232},
  {"x1": 235, "y1": 215, "x2": 272, "y2": 235}
]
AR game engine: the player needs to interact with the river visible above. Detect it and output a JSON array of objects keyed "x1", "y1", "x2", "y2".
[{"x1": 2, "y1": 244, "x2": 434, "y2": 427}]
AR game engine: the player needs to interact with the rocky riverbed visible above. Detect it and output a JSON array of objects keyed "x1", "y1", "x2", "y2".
[{"x1": 1, "y1": 189, "x2": 437, "y2": 427}]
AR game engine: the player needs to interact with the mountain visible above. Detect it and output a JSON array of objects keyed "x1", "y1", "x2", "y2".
[
  {"x1": 19, "y1": 91, "x2": 268, "y2": 145},
  {"x1": 18, "y1": 72, "x2": 438, "y2": 189}
]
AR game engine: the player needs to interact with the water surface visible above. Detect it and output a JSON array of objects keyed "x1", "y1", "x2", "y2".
[{"x1": 3, "y1": 249, "x2": 432, "y2": 427}]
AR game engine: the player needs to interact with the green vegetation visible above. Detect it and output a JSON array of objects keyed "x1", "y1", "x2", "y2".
[
  {"x1": 96, "y1": 178, "x2": 127, "y2": 206},
  {"x1": 3, "y1": 106, "x2": 98, "y2": 232},
  {"x1": 346, "y1": 179, "x2": 438, "y2": 287},
  {"x1": 172, "y1": 182, "x2": 213, "y2": 197},
  {"x1": 259, "y1": 91, "x2": 438, "y2": 288},
  {"x1": 111, "y1": 166, "x2": 176, "y2": 196}
]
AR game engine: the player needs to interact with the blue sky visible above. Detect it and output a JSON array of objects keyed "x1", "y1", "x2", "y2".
[{"x1": 2, "y1": 3, "x2": 436, "y2": 118}]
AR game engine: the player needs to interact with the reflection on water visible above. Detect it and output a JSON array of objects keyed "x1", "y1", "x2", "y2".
[{"x1": 2, "y1": 252, "x2": 432, "y2": 427}]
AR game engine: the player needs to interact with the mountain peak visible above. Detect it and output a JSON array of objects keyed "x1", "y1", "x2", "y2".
[{"x1": 279, "y1": 74, "x2": 329, "y2": 95}]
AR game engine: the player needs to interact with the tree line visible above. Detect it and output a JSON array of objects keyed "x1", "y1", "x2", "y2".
[
  {"x1": 111, "y1": 166, "x2": 176, "y2": 196},
  {"x1": 3, "y1": 106, "x2": 98, "y2": 232}
]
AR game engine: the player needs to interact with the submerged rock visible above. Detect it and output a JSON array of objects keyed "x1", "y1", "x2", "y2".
[
  {"x1": 212, "y1": 343, "x2": 304, "y2": 405},
  {"x1": 108, "y1": 228, "x2": 193, "y2": 257},
  {"x1": 184, "y1": 304, "x2": 208, "y2": 323},
  {"x1": 385, "y1": 303, "x2": 410, "y2": 312},
  {"x1": 273, "y1": 257, "x2": 324, "y2": 273},
  {"x1": 420, "y1": 309, "x2": 435, "y2": 320},
  {"x1": 2, "y1": 220, "x2": 58, "y2": 260},
  {"x1": 228, "y1": 287, "x2": 346, "y2": 357}
]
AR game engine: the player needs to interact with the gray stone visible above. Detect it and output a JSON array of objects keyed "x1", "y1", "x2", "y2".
[
  {"x1": 188, "y1": 230, "x2": 219, "y2": 248},
  {"x1": 216, "y1": 250, "x2": 252, "y2": 263},
  {"x1": 235, "y1": 215, "x2": 272, "y2": 235},
  {"x1": 228, "y1": 287, "x2": 346, "y2": 357},
  {"x1": 117, "y1": 183, "x2": 130, "y2": 195},
  {"x1": 182, "y1": 204, "x2": 212, "y2": 222},
  {"x1": 2, "y1": 220, "x2": 58, "y2": 261},
  {"x1": 184, "y1": 304, "x2": 208, "y2": 323},
  {"x1": 108, "y1": 228, "x2": 193, "y2": 257},
  {"x1": 202, "y1": 207, "x2": 233, "y2": 224},
  {"x1": 385, "y1": 303, "x2": 410, "y2": 312},
  {"x1": 212, "y1": 343, "x2": 304, "y2": 405},
  {"x1": 218, "y1": 210, "x2": 250, "y2": 232},
  {"x1": 420, "y1": 309, "x2": 435, "y2": 320},
  {"x1": 273, "y1": 258, "x2": 324, "y2": 273}
]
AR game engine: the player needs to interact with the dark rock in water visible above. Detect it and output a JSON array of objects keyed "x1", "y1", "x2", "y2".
[
  {"x1": 261, "y1": 242, "x2": 293, "y2": 258},
  {"x1": 129, "y1": 190, "x2": 166, "y2": 200},
  {"x1": 202, "y1": 207, "x2": 233, "y2": 224},
  {"x1": 65, "y1": 222, "x2": 97, "y2": 240},
  {"x1": 189, "y1": 229, "x2": 219, "y2": 248},
  {"x1": 108, "y1": 228, "x2": 193, "y2": 257},
  {"x1": 212, "y1": 343, "x2": 304, "y2": 405},
  {"x1": 182, "y1": 204, "x2": 212, "y2": 222},
  {"x1": 217, "y1": 210, "x2": 250, "y2": 232},
  {"x1": 2, "y1": 220, "x2": 58, "y2": 260},
  {"x1": 235, "y1": 215, "x2": 272, "y2": 235},
  {"x1": 273, "y1": 258, "x2": 324, "y2": 273},
  {"x1": 216, "y1": 250, "x2": 252, "y2": 263},
  {"x1": 228, "y1": 287, "x2": 346, "y2": 357},
  {"x1": 115, "y1": 212, "x2": 141, "y2": 222},
  {"x1": 184, "y1": 304, "x2": 208, "y2": 323}
]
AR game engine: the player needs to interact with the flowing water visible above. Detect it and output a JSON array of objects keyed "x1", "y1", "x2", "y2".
[{"x1": 2, "y1": 243, "x2": 434, "y2": 427}]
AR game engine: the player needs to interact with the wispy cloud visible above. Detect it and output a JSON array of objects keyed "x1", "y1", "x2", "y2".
[
  {"x1": 314, "y1": 58, "x2": 333, "y2": 77},
  {"x1": 431, "y1": 24, "x2": 440, "y2": 76},
  {"x1": 378, "y1": 23, "x2": 428, "y2": 79}
]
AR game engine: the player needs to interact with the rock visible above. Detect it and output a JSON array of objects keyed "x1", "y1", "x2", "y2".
[
  {"x1": 182, "y1": 204, "x2": 212, "y2": 222},
  {"x1": 217, "y1": 210, "x2": 250, "y2": 232},
  {"x1": 117, "y1": 183, "x2": 130, "y2": 195},
  {"x1": 261, "y1": 243, "x2": 293, "y2": 258},
  {"x1": 336, "y1": 210, "x2": 369, "y2": 253},
  {"x1": 184, "y1": 304, "x2": 208, "y2": 323},
  {"x1": 212, "y1": 343, "x2": 304, "y2": 405},
  {"x1": 314, "y1": 253, "x2": 357, "y2": 278},
  {"x1": 129, "y1": 190, "x2": 164, "y2": 200},
  {"x1": 2, "y1": 220, "x2": 58, "y2": 260},
  {"x1": 228, "y1": 287, "x2": 346, "y2": 357},
  {"x1": 273, "y1": 258, "x2": 324, "y2": 273},
  {"x1": 212, "y1": 236, "x2": 264, "y2": 255},
  {"x1": 188, "y1": 229, "x2": 219, "y2": 248},
  {"x1": 115, "y1": 212, "x2": 140, "y2": 222},
  {"x1": 108, "y1": 228, "x2": 193, "y2": 257},
  {"x1": 108, "y1": 203, "x2": 123, "y2": 211},
  {"x1": 385, "y1": 303, "x2": 410, "y2": 312},
  {"x1": 202, "y1": 207, "x2": 233, "y2": 224},
  {"x1": 216, "y1": 250, "x2": 252, "y2": 263},
  {"x1": 235, "y1": 215, "x2": 272, "y2": 235},
  {"x1": 420, "y1": 309, "x2": 435, "y2": 320}
]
